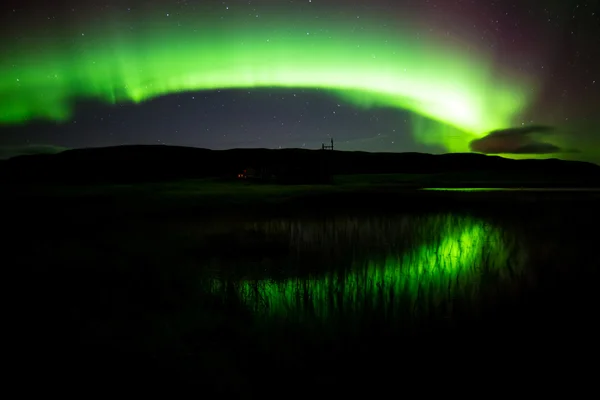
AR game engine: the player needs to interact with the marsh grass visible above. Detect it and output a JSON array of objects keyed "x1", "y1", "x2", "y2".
[
  {"x1": 7, "y1": 192, "x2": 600, "y2": 391},
  {"x1": 199, "y1": 214, "x2": 530, "y2": 336}
]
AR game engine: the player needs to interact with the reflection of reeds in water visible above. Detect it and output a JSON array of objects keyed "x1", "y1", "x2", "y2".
[{"x1": 207, "y1": 214, "x2": 528, "y2": 325}]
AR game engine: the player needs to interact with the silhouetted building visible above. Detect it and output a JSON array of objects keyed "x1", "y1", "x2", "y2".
[{"x1": 237, "y1": 167, "x2": 256, "y2": 179}]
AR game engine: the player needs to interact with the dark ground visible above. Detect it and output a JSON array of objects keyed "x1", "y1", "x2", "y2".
[
  {"x1": 5, "y1": 178, "x2": 600, "y2": 394},
  {"x1": 4, "y1": 147, "x2": 600, "y2": 394},
  {"x1": 3, "y1": 144, "x2": 600, "y2": 186}
]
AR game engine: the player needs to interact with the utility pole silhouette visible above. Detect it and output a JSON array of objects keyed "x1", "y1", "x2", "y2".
[
  {"x1": 319, "y1": 138, "x2": 334, "y2": 184},
  {"x1": 322, "y1": 138, "x2": 334, "y2": 151}
]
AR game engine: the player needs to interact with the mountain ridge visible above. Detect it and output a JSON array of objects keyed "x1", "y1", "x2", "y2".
[{"x1": 2, "y1": 144, "x2": 599, "y2": 185}]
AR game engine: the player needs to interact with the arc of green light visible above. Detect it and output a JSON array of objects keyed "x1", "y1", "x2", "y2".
[{"x1": 0, "y1": 13, "x2": 534, "y2": 151}]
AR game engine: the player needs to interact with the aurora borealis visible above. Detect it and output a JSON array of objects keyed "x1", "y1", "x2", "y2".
[
  {"x1": 1, "y1": 1, "x2": 599, "y2": 161},
  {"x1": 0, "y1": 11, "x2": 530, "y2": 151}
]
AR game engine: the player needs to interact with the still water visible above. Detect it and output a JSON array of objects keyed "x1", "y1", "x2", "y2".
[
  {"x1": 423, "y1": 187, "x2": 600, "y2": 192},
  {"x1": 200, "y1": 213, "x2": 528, "y2": 323}
]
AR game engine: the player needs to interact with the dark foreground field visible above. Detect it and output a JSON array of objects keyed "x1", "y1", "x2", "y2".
[{"x1": 6, "y1": 179, "x2": 600, "y2": 394}]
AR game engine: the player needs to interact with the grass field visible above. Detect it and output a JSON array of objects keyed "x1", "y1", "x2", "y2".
[
  {"x1": 5, "y1": 177, "x2": 600, "y2": 393},
  {"x1": 5, "y1": 173, "x2": 599, "y2": 214}
]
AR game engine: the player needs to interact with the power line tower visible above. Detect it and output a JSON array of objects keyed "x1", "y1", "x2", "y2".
[
  {"x1": 319, "y1": 138, "x2": 334, "y2": 184},
  {"x1": 322, "y1": 138, "x2": 334, "y2": 151}
]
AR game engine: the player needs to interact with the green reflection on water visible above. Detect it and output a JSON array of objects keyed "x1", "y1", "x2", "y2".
[{"x1": 209, "y1": 215, "x2": 524, "y2": 322}]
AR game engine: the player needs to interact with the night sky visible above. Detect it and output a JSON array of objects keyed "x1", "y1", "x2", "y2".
[{"x1": 0, "y1": 1, "x2": 598, "y2": 162}]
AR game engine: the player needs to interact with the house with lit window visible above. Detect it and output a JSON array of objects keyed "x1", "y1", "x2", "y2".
[{"x1": 237, "y1": 167, "x2": 257, "y2": 179}]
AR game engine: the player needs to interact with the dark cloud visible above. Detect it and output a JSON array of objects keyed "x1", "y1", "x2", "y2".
[
  {"x1": 0, "y1": 144, "x2": 68, "y2": 159},
  {"x1": 470, "y1": 125, "x2": 578, "y2": 155},
  {"x1": 508, "y1": 142, "x2": 564, "y2": 154}
]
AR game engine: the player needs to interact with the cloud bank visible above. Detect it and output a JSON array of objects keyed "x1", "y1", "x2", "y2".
[{"x1": 469, "y1": 125, "x2": 578, "y2": 154}]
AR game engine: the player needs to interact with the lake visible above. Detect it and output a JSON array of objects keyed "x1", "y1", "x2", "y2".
[{"x1": 423, "y1": 187, "x2": 600, "y2": 192}]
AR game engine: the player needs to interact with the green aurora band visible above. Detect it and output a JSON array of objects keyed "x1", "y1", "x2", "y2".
[{"x1": 0, "y1": 11, "x2": 536, "y2": 152}]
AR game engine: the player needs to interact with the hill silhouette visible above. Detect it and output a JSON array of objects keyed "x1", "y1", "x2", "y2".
[{"x1": 1, "y1": 145, "x2": 599, "y2": 186}]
